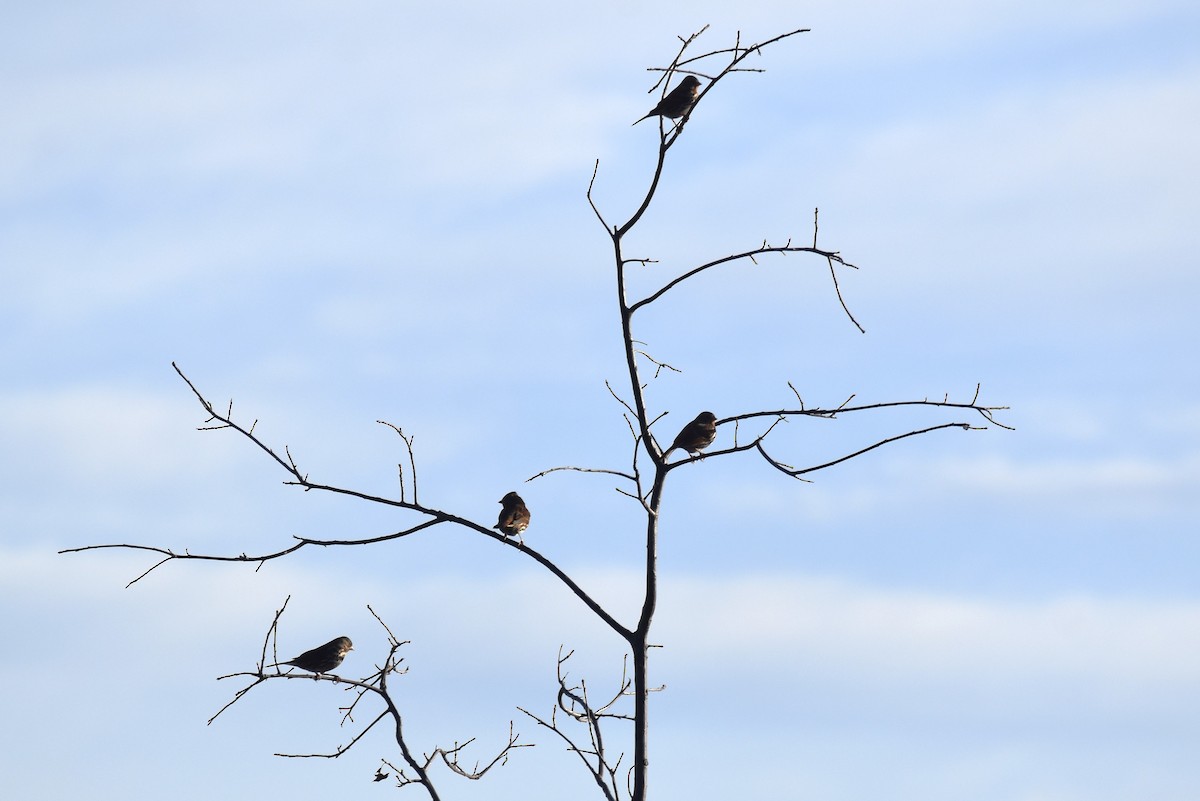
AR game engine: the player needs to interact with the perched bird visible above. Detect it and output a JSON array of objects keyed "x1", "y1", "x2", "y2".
[
  {"x1": 495, "y1": 491, "x2": 531, "y2": 540},
  {"x1": 632, "y1": 75, "x2": 702, "y2": 126},
  {"x1": 665, "y1": 411, "x2": 718, "y2": 458},
  {"x1": 275, "y1": 636, "x2": 353, "y2": 674}
]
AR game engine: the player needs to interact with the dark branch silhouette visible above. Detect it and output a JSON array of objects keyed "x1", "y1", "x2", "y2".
[
  {"x1": 518, "y1": 648, "x2": 634, "y2": 801},
  {"x1": 61, "y1": 25, "x2": 1007, "y2": 801},
  {"x1": 210, "y1": 600, "x2": 530, "y2": 800},
  {"x1": 580, "y1": 26, "x2": 1009, "y2": 801},
  {"x1": 59, "y1": 363, "x2": 631, "y2": 639}
]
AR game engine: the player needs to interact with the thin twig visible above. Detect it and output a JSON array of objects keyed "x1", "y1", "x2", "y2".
[
  {"x1": 526, "y1": 465, "x2": 637, "y2": 483},
  {"x1": 757, "y1": 422, "x2": 975, "y2": 479},
  {"x1": 61, "y1": 365, "x2": 633, "y2": 639},
  {"x1": 629, "y1": 241, "x2": 856, "y2": 314},
  {"x1": 377, "y1": 420, "x2": 419, "y2": 504},
  {"x1": 723, "y1": 393, "x2": 1014, "y2": 431}
]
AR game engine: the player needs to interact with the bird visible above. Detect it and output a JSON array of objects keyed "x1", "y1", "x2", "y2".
[
  {"x1": 664, "y1": 411, "x2": 718, "y2": 458},
  {"x1": 495, "y1": 491, "x2": 531, "y2": 540},
  {"x1": 633, "y1": 75, "x2": 701, "y2": 126},
  {"x1": 274, "y1": 636, "x2": 353, "y2": 674}
]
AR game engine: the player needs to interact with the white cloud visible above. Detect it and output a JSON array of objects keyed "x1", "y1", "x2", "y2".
[
  {"x1": 696, "y1": 443, "x2": 1200, "y2": 526},
  {"x1": 4, "y1": 4, "x2": 1199, "y2": 798},
  {"x1": 19, "y1": 549, "x2": 1199, "y2": 694},
  {"x1": 903, "y1": 451, "x2": 1200, "y2": 518},
  {"x1": 9, "y1": 549, "x2": 1200, "y2": 799},
  {"x1": 830, "y1": 65, "x2": 1200, "y2": 261},
  {"x1": 801, "y1": 0, "x2": 1194, "y2": 67},
  {"x1": 0, "y1": 384, "x2": 223, "y2": 485},
  {"x1": 655, "y1": 573, "x2": 1200, "y2": 686}
]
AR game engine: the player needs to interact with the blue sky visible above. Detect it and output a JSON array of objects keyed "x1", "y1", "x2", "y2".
[{"x1": 3, "y1": 1, "x2": 1199, "y2": 799}]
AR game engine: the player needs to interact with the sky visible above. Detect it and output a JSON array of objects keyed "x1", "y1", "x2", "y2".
[{"x1": 3, "y1": 1, "x2": 1199, "y2": 799}]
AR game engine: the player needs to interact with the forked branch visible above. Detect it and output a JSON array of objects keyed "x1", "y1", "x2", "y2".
[
  {"x1": 210, "y1": 601, "x2": 530, "y2": 801},
  {"x1": 629, "y1": 237, "x2": 855, "y2": 313},
  {"x1": 59, "y1": 365, "x2": 632, "y2": 639},
  {"x1": 663, "y1": 389, "x2": 1011, "y2": 475},
  {"x1": 517, "y1": 647, "x2": 632, "y2": 801},
  {"x1": 724, "y1": 388, "x2": 1014, "y2": 430}
]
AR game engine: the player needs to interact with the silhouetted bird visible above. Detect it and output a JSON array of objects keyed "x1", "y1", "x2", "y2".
[
  {"x1": 495, "y1": 491, "x2": 531, "y2": 539},
  {"x1": 665, "y1": 411, "x2": 718, "y2": 458},
  {"x1": 633, "y1": 75, "x2": 701, "y2": 126},
  {"x1": 275, "y1": 636, "x2": 353, "y2": 674}
]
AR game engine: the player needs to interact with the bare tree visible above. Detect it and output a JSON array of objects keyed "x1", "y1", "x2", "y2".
[{"x1": 62, "y1": 26, "x2": 1008, "y2": 801}]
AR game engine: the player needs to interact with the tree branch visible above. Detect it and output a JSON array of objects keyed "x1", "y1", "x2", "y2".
[
  {"x1": 425, "y1": 721, "x2": 532, "y2": 781},
  {"x1": 724, "y1": 388, "x2": 1014, "y2": 431},
  {"x1": 60, "y1": 364, "x2": 635, "y2": 640},
  {"x1": 211, "y1": 603, "x2": 531, "y2": 801},
  {"x1": 629, "y1": 240, "x2": 854, "y2": 313},
  {"x1": 516, "y1": 647, "x2": 630, "y2": 801},
  {"x1": 757, "y1": 422, "x2": 976, "y2": 479},
  {"x1": 526, "y1": 465, "x2": 637, "y2": 483}
]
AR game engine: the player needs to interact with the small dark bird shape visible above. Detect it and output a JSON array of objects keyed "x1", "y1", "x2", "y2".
[
  {"x1": 276, "y1": 636, "x2": 353, "y2": 674},
  {"x1": 633, "y1": 75, "x2": 701, "y2": 126},
  {"x1": 495, "y1": 491, "x2": 531, "y2": 540},
  {"x1": 665, "y1": 411, "x2": 718, "y2": 458}
]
